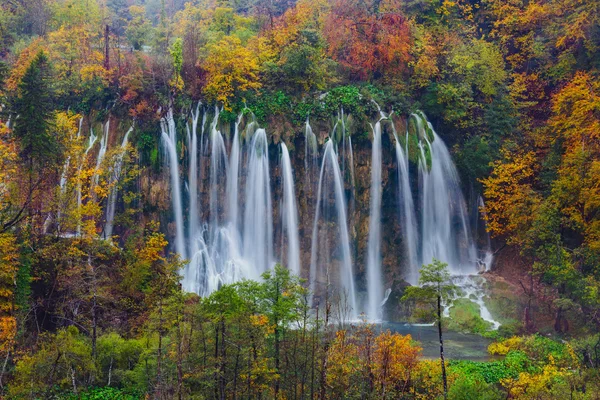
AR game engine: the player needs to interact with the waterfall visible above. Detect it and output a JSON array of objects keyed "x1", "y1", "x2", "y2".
[
  {"x1": 188, "y1": 103, "x2": 201, "y2": 242},
  {"x1": 161, "y1": 109, "x2": 186, "y2": 260},
  {"x1": 44, "y1": 117, "x2": 84, "y2": 234},
  {"x1": 92, "y1": 120, "x2": 110, "y2": 189},
  {"x1": 478, "y1": 196, "x2": 494, "y2": 271},
  {"x1": 417, "y1": 119, "x2": 478, "y2": 275},
  {"x1": 104, "y1": 125, "x2": 133, "y2": 239},
  {"x1": 365, "y1": 119, "x2": 384, "y2": 320},
  {"x1": 160, "y1": 106, "x2": 497, "y2": 326},
  {"x1": 310, "y1": 140, "x2": 357, "y2": 318},
  {"x1": 393, "y1": 127, "x2": 419, "y2": 285},
  {"x1": 208, "y1": 106, "x2": 228, "y2": 231},
  {"x1": 227, "y1": 112, "x2": 243, "y2": 228},
  {"x1": 304, "y1": 118, "x2": 318, "y2": 186},
  {"x1": 281, "y1": 143, "x2": 300, "y2": 275},
  {"x1": 242, "y1": 129, "x2": 274, "y2": 275},
  {"x1": 76, "y1": 127, "x2": 98, "y2": 236}
]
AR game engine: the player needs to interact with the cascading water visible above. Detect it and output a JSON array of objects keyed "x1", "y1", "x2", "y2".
[
  {"x1": 227, "y1": 113, "x2": 243, "y2": 228},
  {"x1": 208, "y1": 107, "x2": 228, "y2": 231},
  {"x1": 304, "y1": 118, "x2": 318, "y2": 192},
  {"x1": 161, "y1": 109, "x2": 186, "y2": 259},
  {"x1": 44, "y1": 117, "x2": 84, "y2": 234},
  {"x1": 365, "y1": 118, "x2": 384, "y2": 320},
  {"x1": 187, "y1": 103, "x2": 201, "y2": 242},
  {"x1": 92, "y1": 120, "x2": 110, "y2": 189},
  {"x1": 242, "y1": 129, "x2": 274, "y2": 275},
  {"x1": 281, "y1": 143, "x2": 300, "y2": 275},
  {"x1": 104, "y1": 125, "x2": 133, "y2": 239},
  {"x1": 416, "y1": 116, "x2": 478, "y2": 275},
  {"x1": 477, "y1": 196, "x2": 494, "y2": 271},
  {"x1": 158, "y1": 105, "x2": 498, "y2": 326},
  {"x1": 392, "y1": 127, "x2": 419, "y2": 285},
  {"x1": 310, "y1": 140, "x2": 357, "y2": 319},
  {"x1": 76, "y1": 127, "x2": 98, "y2": 236}
]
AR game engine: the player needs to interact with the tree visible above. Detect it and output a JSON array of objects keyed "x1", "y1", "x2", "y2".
[
  {"x1": 202, "y1": 35, "x2": 261, "y2": 108},
  {"x1": 13, "y1": 50, "x2": 57, "y2": 170},
  {"x1": 125, "y1": 5, "x2": 152, "y2": 51},
  {"x1": 402, "y1": 259, "x2": 459, "y2": 399},
  {"x1": 324, "y1": 0, "x2": 411, "y2": 81},
  {"x1": 240, "y1": 264, "x2": 307, "y2": 397}
]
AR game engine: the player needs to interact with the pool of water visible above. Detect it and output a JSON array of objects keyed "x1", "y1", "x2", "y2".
[{"x1": 378, "y1": 322, "x2": 497, "y2": 361}]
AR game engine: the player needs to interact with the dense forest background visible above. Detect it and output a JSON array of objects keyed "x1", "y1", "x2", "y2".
[{"x1": 0, "y1": 0, "x2": 599, "y2": 398}]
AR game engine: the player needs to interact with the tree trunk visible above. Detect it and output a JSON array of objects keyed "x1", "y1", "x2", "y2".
[
  {"x1": 438, "y1": 294, "x2": 447, "y2": 400},
  {"x1": 155, "y1": 300, "x2": 163, "y2": 400},
  {"x1": 103, "y1": 25, "x2": 110, "y2": 70}
]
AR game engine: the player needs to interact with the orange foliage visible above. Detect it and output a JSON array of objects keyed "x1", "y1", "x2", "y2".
[{"x1": 324, "y1": 0, "x2": 412, "y2": 80}]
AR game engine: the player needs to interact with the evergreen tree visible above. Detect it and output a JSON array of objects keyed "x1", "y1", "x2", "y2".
[{"x1": 13, "y1": 50, "x2": 57, "y2": 170}]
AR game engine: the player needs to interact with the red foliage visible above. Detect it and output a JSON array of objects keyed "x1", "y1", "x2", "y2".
[{"x1": 324, "y1": 0, "x2": 412, "y2": 80}]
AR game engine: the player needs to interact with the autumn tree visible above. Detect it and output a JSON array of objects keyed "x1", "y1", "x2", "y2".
[
  {"x1": 324, "y1": 0, "x2": 411, "y2": 82},
  {"x1": 202, "y1": 35, "x2": 261, "y2": 108}
]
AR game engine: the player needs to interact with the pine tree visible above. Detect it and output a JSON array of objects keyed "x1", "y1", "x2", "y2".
[{"x1": 13, "y1": 50, "x2": 57, "y2": 171}]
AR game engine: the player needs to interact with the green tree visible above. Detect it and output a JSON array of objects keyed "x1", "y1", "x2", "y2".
[
  {"x1": 13, "y1": 50, "x2": 58, "y2": 170},
  {"x1": 402, "y1": 259, "x2": 459, "y2": 399}
]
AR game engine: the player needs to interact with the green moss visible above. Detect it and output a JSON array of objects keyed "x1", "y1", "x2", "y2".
[{"x1": 448, "y1": 298, "x2": 492, "y2": 334}]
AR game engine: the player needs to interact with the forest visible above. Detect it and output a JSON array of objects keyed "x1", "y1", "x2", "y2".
[{"x1": 0, "y1": 0, "x2": 599, "y2": 398}]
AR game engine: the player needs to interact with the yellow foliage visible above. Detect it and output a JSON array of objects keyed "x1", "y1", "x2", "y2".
[
  {"x1": 138, "y1": 232, "x2": 168, "y2": 263},
  {"x1": 488, "y1": 336, "x2": 524, "y2": 355},
  {"x1": 501, "y1": 359, "x2": 572, "y2": 399},
  {"x1": 202, "y1": 36, "x2": 261, "y2": 109},
  {"x1": 0, "y1": 232, "x2": 17, "y2": 353},
  {"x1": 481, "y1": 149, "x2": 541, "y2": 245}
]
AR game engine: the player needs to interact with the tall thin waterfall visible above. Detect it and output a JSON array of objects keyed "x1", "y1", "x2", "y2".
[
  {"x1": 365, "y1": 119, "x2": 384, "y2": 320},
  {"x1": 208, "y1": 107, "x2": 228, "y2": 230},
  {"x1": 227, "y1": 113, "x2": 243, "y2": 228},
  {"x1": 92, "y1": 120, "x2": 110, "y2": 189},
  {"x1": 161, "y1": 109, "x2": 186, "y2": 259},
  {"x1": 242, "y1": 129, "x2": 274, "y2": 275},
  {"x1": 310, "y1": 140, "x2": 357, "y2": 318},
  {"x1": 44, "y1": 118, "x2": 84, "y2": 234},
  {"x1": 187, "y1": 103, "x2": 201, "y2": 242},
  {"x1": 393, "y1": 126, "x2": 419, "y2": 285},
  {"x1": 477, "y1": 196, "x2": 494, "y2": 271},
  {"x1": 416, "y1": 117, "x2": 478, "y2": 275},
  {"x1": 281, "y1": 143, "x2": 300, "y2": 275},
  {"x1": 76, "y1": 128, "x2": 98, "y2": 236},
  {"x1": 104, "y1": 125, "x2": 133, "y2": 239}
]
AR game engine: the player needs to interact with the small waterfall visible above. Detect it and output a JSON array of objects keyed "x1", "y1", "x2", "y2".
[
  {"x1": 365, "y1": 119, "x2": 384, "y2": 320},
  {"x1": 104, "y1": 125, "x2": 134, "y2": 239},
  {"x1": 281, "y1": 142, "x2": 300, "y2": 275},
  {"x1": 310, "y1": 140, "x2": 357, "y2": 318},
  {"x1": 161, "y1": 109, "x2": 186, "y2": 259}
]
